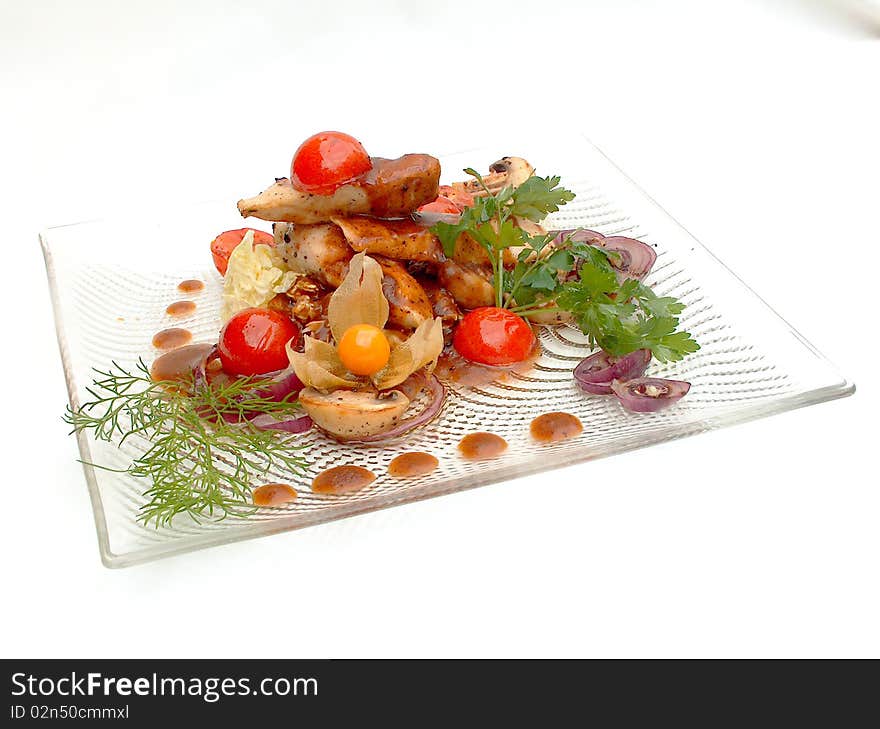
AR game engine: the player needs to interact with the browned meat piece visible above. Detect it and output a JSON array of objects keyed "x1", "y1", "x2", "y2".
[
  {"x1": 438, "y1": 260, "x2": 495, "y2": 310},
  {"x1": 275, "y1": 222, "x2": 352, "y2": 288},
  {"x1": 332, "y1": 216, "x2": 445, "y2": 264},
  {"x1": 238, "y1": 154, "x2": 441, "y2": 224},
  {"x1": 374, "y1": 257, "x2": 433, "y2": 330},
  {"x1": 416, "y1": 277, "x2": 462, "y2": 324}
]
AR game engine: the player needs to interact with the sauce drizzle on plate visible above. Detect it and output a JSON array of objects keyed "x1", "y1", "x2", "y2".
[
  {"x1": 152, "y1": 327, "x2": 192, "y2": 350},
  {"x1": 252, "y1": 483, "x2": 298, "y2": 507},
  {"x1": 166, "y1": 300, "x2": 197, "y2": 317},
  {"x1": 388, "y1": 452, "x2": 439, "y2": 478},
  {"x1": 530, "y1": 412, "x2": 583, "y2": 443},
  {"x1": 177, "y1": 279, "x2": 205, "y2": 294},
  {"x1": 312, "y1": 465, "x2": 376, "y2": 494},
  {"x1": 150, "y1": 342, "x2": 213, "y2": 382},
  {"x1": 458, "y1": 432, "x2": 508, "y2": 460}
]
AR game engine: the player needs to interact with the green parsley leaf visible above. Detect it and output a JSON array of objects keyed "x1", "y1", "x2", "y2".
[{"x1": 509, "y1": 176, "x2": 576, "y2": 221}]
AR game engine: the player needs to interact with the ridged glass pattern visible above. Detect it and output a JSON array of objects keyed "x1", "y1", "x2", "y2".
[{"x1": 41, "y1": 136, "x2": 852, "y2": 567}]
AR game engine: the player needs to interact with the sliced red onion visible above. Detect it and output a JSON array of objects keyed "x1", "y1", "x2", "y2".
[
  {"x1": 248, "y1": 369, "x2": 304, "y2": 403},
  {"x1": 610, "y1": 377, "x2": 690, "y2": 412},
  {"x1": 573, "y1": 349, "x2": 651, "y2": 395},
  {"x1": 598, "y1": 236, "x2": 657, "y2": 281},
  {"x1": 355, "y1": 374, "x2": 446, "y2": 442},
  {"x1": 249, "y1": 413, "x2": 313, "y2": 433},
  {"x1": 551, "y1": 228, "x2": 606, "y2": 246},
  {"x1": 191, "y1": 348, "x2": 305, "y2": 425}
]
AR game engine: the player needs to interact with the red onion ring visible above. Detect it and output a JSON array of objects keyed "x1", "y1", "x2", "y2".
[
  {"x1": 191, "y1": 348, "x2": 308, "y2": 428},
  {"x1": 598, "y1": 236, "x2": 657, "y2": 281},
  {"x1": 574, "y1": 349, "x2": 652, "y2": 395},
  {"x1": 610, "y1": 377, "x2": 690, "y2": 412},
  {"x1": 354, "y1": 374, "x2": 446, "y2": 442},
  {"x1": 248, "y1": 369, "x2": 304, "y2": 403},
  {"x1": 551, "y1": 228, "x2": 606, "y2": 246}
]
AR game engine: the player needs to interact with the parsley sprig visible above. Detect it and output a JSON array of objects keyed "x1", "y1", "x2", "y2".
[
  {"x1": 430, "y1": 168, "x2": 699, "y2": 363},
  {"x1": 432, "y1": 170, "x2": 574, "y2": 307}
]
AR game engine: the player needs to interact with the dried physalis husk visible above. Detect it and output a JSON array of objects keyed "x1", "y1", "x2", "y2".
[
  {"x1": 373, "y1": 317, "x2": 444, "y2": 390},
  {"x1": 286, "y1": 336, "x2": 359, "y2": 392},
  {"x1": 327, "y1": 252, "x2": 389, "y2": 343}
]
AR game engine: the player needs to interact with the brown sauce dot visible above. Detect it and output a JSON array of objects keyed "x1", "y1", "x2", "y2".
[
  {"x1": 177, "y1": 279, "x2": 205, "y2": 294},
  {"x1": 435, "y1": 344, "x2": 538, "y2": 388},
  {"x1": 312, "y1": 465, "x2": 376, "y2": 494},
  {"x1": 458, "y1": 432, "x2": 508, "y2": 460},
  {"x1": 152, "y1": 327, "x2": 192, "y2": 350},
  {"x1": 166, "y1": 300, "x2": 197, "y2": 317},
  {"x1": 388, "y1": 452, "x2": 439, "y2": 478},
  {"x1": 530, "y1": 412, "x2": 583, "y2": 443},
  {"x1": 150, "y1": 342, "x2": 213, "y2": 382},
  {"x1": 253, "y1": 483, "x2": 298, "y2": 507}
]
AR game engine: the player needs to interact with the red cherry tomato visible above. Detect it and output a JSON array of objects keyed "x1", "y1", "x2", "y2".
[
  {"x1": 453, "y1": 307, "x2": 536, "y2": 366},
  {"x1": 417, "y1": 195, "x2": 460, "y2": 214},
  {"x1": 290, "y1": 131, "x2": 372, "y2": 195},
  {"x1": 211, "y1": 228, "x2": 275, "y2": 276},
  {"x1": 218, "y1": 308, "x2": 301, "y2": 376}
]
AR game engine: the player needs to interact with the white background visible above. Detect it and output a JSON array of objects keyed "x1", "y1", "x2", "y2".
[{"x1": 1, "y1": 0, "x2": 877, "y2": 657}]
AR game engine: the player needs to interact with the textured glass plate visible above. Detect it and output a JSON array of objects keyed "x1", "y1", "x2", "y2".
[{"x1": 42, "y1": 135, "x2": 853, "y2": 567}]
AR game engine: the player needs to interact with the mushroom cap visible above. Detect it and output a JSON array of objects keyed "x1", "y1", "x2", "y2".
[{"x1": 298, "y1": 387, "x2": 411, "y2": 439}]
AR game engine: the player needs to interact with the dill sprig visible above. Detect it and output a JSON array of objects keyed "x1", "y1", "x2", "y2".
[{"x1": 64, "y1": 359, "x2": 308, "y2": 526}]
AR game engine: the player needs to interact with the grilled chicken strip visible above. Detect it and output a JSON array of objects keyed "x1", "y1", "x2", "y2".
[
  {"x1": 332, "y1": 216, "x2": 445, "y2": 264},
  {"x1": 417, "y1": 277, "x2": 463, "y2": 325},
  {"x1": 238, "y1": 154, "x2": 441, "y2": 224},
  {"x1": 374, "y1": 257, "x2": 433, "y2": 330},
  {"x1": 438, "y1": 260, "x2": 495, "y2": 310},
  {"x1": 274, "y1": 222, "x2": 352, "y2": 289},
  {"x1": 275, "y1": 222, "x2": 433, "y2": 330}
]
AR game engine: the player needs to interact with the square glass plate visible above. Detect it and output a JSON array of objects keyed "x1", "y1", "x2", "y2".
[{"x1": 42, "y1": 135, "x2": 853, "y2": 567}]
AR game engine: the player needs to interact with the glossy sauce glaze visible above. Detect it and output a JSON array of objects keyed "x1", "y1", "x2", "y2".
[
  {"x1": 312, "y1": 465, "x2": 376, "y2": 494},
  {"x1": 177, "y1": 279, "x2": 205, "y2": 294},
  {"x1": 435, "y1": 343, "x2": 539, "y2": 388},
  {"x1": 458, "y1": 432, "x2": 508, "y2": 460},
  {"x1": 166, "y1": 300, "x2": 197, "y2": 317},
  {"x1": 530, "y1": 412, "x2": 583, "y2": 443},
  {"x1": 387, "y1": 452, "x2": 439, "y2": 478},
  {"x1": 356, "y1": 154, "x2": 441, "y2": 218},
  {"x1": 150, "y1": 342, "x2": 213, "y2": 382},
  {"x1": 152, "y1": 327, "x2": 192, "y2": 350},
  {"x1": 252, "y1": 483, "x2": 298, "y2": 507}
]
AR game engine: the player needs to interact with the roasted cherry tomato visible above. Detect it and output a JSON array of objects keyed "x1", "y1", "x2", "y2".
[
  {"x1": 290, "y1": 131, "x2": 372, "y2": 195},
  {"x1": 417, "y1": 195, "x2": 460, "y2": 214},
  {"x1": 210, "y1": 228, "x2": 275, "y2": 276},
  {"x1": 453, "y1": 307, "x2": 536, "y2": 366},
  {"x1": 337, "y1": 324, "x2": 391, "y2": 376},
  {"x1": 218, "y1": 308, "x2": 301, "y2": 376}
]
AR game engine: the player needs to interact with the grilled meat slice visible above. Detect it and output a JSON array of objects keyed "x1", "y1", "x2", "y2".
[
  {"x1": 417, "y1": 277, "x2": 462, "y2": 325},
  {"x1": 274, "y1": 222, "x2": 352, "y2": 289},
  {"x1": 374, "y1": 257, "x2": 433, "y2": 330},
  {"x1": 238, "y1": 154, "x2": 441, "y2": 224},
  {"x1": 438, "y1": 260, "x2": 495, "y2": 310},
  {"x1": 332, "y1": 216, "x2": 445, "y2": 264}
]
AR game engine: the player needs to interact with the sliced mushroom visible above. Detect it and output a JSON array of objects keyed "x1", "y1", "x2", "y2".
[
  {"x1": 452, "y1": 156, "x2": 535, "y2": 197},
  {"x1": 298, "y1": 387, "x2": 411, "y2": 439}
]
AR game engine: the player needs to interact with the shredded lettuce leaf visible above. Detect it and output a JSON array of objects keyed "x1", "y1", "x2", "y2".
[{"x1": 221, "y1": 230, "x2": 299, "y2": 321}]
